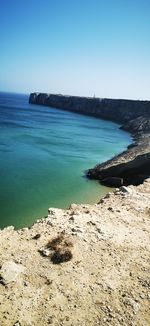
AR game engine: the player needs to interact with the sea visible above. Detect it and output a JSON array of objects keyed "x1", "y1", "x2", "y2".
[{"x1": 0, "y1": 92, "x2": 131, "y2": 229}]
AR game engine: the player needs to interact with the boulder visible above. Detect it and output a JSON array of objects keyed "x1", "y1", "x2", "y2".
[
  {"x1": 89, "y1": 152, "x2": 150, "y2": 186},
  {"x1": 101, "y1": 177, "x2": 123, "y2": 187},
  {"x1": 0, "y1": 261, "x2": 25, "y2": 284}
]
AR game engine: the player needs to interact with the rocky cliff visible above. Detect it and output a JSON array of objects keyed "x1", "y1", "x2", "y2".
[
  {"x1": 29, "y1": 93, "x2": 150, "y2": 187},
  {"x1": 29, "y1": 93, "x2": 150, "y2": 125}
]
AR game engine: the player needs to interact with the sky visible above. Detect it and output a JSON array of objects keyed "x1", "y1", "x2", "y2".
[{"x1": 0, "y1": 0, "x2": 150, "y2": 99}]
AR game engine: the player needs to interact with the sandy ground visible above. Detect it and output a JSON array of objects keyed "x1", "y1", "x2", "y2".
[{"x1": 0, "y1": 179, "x2": 150, "y2": 326}]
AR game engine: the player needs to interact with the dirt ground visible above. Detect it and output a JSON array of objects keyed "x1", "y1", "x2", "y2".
[{"x1": 0, "y1": 179, "x2": 150, "y2": 326}]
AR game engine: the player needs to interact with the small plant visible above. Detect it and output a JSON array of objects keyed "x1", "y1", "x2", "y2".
[
  {"x1": 64, "y1": 239, "x2": 73, "y2": 247},
  {"x1": 43, "y1": 231, "x2": 73, "y2": 264},
  {"x1": 51, "y1": 249, "x2": 73, "y2": 264},
  {"x1": 46, "y1": 234, "x2": 64, "y2": 250}
]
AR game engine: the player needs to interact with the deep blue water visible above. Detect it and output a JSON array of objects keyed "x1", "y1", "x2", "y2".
[{"x1": 0, "y1": 92, "x2": 131, "y2": 229}]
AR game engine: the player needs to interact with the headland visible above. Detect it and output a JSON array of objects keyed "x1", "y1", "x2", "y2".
[{"x1": 29, "y1": 93, "x2": 150, "y2": 186}]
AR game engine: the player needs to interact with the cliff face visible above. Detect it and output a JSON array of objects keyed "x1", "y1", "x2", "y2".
[
  {"x1": 29, "y1": 92, "x2": 150, "y2": 187},
  {"x1": 29, "y1": 93, "x2": 150, "y2": 126}
]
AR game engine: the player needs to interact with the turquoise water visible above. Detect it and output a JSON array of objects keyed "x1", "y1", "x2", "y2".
[{"x1": 0, "y1": 92, "x2": 131, "y2": 229}]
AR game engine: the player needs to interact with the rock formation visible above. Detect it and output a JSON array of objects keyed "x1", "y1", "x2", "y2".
[{"x1": 29, "y1": 93, "x2": 150, "y2": 124}]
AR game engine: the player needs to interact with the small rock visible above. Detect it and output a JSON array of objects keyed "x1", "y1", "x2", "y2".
[
  {"x1": 104, "y1": 192, "x2": 111, "y2": 199},
  {"x1": 32, "y1": 233, "x2": 41, "y2": 240},
  {"x1": 39, "y1": 249, "x2": 51, "y2": 257},
  {"x1": 0, "y1": 261, "x2": 25, "y2": 285},
  {"x1": 69, "y1": 216, "x2": 75, "y2": 222},
  {"x1": 120, "y1": 186, "x2": 132, "y2": 195},
  {"x1": 46, "y1": 220, "x2": 54, "y2": 226},
  {"x1": 48, "y1": 209, "x2": 55, "y2": 215},
  {"x1": 69, "y1": 203, "x2": 78, "y2": 210},
  {"x1": 96, "y1": 228, "x2": 104, "y2": 235},
  {"x1": 87, "y1": 221, "x2": 96, "y2": 226},
  {"x1": 14, "y1": 321, "x2": 21, "y2": 326},
  {"x1": 139, "y1": 293, "x2": 145, "y2": 299},
  {"x1": 108, "y1": 206, "x2": 113, "y2": 211},
  {"x1": 23, "y1": 281, "x2": 28, "y2": 287},
  {"x1": 123, "y1": 297, "x2": 140, "y2": 312},
  {"x1": 98, "y1": 198, "x2": 105, "y2": 203},
  {"x1": 5, "y1": 226, "x2": 14, "y2": 231},
  {"x1": 147, "y1": 293, "x2": 150, "y2": 300},
  {"x1": 71, "y1": 227, "x2": 83, "y2": 233},
  {"x1": 22, "y1": 227, "x2": 28, "y2": 232},
  {"x1": 48, "y1": 208, "x2": 61, "y2": 216}
]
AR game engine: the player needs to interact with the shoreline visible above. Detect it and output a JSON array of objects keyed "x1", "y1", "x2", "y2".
[
  {"x1": 0, "y1": 92, "x2": 131, "y2": 230},
  {"x1": 29, "y1": 92, "x2": 150, "y2": 187},
  {"x1": 0, "y1": 93, "x2": 149, "y2": 325},
  {"x1": 87, "y1": 124, "x2": 150, "y2": 186}
]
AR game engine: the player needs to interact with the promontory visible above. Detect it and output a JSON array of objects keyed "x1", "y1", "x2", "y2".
[{"x1": 29, "y1": 93, "x2": 150, "y2": 186}]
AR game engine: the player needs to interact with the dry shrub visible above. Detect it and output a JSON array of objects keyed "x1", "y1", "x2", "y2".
[
  {"x1": 51, "y1": 249, "x2": 73, "y2": 264},
  {"x1": 45, "y1": 232, "x2": 73, "y2": 264},
  {"x1": 64, "y1": 239, "x2": 73, "y2": 247},
  {"x1": 46, "y1": 233, "x2": 73, "y2": 250},
  {"x1": 46, "y1": 234, "x2": 64, "y2": 250}
]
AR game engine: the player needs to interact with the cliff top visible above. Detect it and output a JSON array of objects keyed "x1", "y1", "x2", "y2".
[
  {"x1": 30, "y1": 92, "x2": 150, "y2": 103},
  {"x1": 0, "y1": 179, "x2": 150, "y2": 325}
]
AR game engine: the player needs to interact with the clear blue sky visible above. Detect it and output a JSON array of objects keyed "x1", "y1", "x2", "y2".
[{"x1": 0, "y1": 0, "x2": 150, "y2": 99}]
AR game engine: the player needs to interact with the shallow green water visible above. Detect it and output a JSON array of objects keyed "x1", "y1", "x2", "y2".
[{"x1": 0, "y1": 92, "x2": 131, "y2": 229}]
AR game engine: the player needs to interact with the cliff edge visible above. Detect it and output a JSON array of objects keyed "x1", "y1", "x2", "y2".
[{"x1": 0, "y1": 179, "x2": 150, "y2": 325}]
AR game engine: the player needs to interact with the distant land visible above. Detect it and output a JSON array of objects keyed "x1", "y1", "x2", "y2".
[{"x1": 29, "y1": 92, "x2": 150, "y2": 187}]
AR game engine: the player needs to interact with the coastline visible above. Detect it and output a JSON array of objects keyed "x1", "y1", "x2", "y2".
[
  {"x1": 0, "y1": 92, "x2": 131, "y2": 230},
  {"x1": 0, "y1": 93, "x2": 149, "y2": 325},
  {"x1": 29, "y1": 93, "x2": 150, "y2": 187}
]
